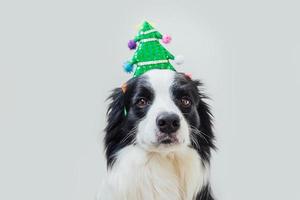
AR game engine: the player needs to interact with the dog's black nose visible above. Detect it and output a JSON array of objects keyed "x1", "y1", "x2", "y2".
[{"x1": 156, "y1": 113, "x2": 180, "y2": 134}]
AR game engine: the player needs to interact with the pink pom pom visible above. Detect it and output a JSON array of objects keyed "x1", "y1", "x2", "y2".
[
  {"x1": 162, "y1": 34, "x2": 172, "y2": 44},
  {"x1": 184, "y1": 73, "x2": 192, "y2": 79}
]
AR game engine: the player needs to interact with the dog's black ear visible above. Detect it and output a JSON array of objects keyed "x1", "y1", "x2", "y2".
[
  {"x1": 104, "y1": 87, "x2": 127, "y2": 167},
  {"x1": 105, "y1": 88, "x2": 126, "y2": 133},
  {"x1": 193, "y1": 80, "x2": 216, "y2": 162}
]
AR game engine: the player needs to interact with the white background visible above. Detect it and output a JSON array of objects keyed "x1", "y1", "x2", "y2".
[{"x1": 1, "y1": 0, "x2": 299, "y2": 199}]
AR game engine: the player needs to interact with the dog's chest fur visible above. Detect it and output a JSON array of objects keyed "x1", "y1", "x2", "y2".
[{"x1": 103, "y1": 146, "x2": 207, "y2": 200}]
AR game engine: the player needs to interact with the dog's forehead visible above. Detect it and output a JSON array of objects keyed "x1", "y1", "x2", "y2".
[{"x1": 142, "y1": 69, "x2": 176, "y2": 92}]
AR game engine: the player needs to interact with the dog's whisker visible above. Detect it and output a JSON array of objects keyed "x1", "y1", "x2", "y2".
[
  {"x1": 190, "y1": 133, "x2": 199, "y2": 147},
  {"x1": 189, "y1": 127, "x2": 209, "y2": 144},
  {"x1": 192, "y1": 130, "x2": 209, "y2": 144},
  {"x1": 190, "y1": 125, "x2": 212, "y2": 139},
  {"x1": 190, "y1": 133, "x2": 201, "y2": 149},
  {"x1": 120, "y1": 126, "x2": 137, "y2": 144}
]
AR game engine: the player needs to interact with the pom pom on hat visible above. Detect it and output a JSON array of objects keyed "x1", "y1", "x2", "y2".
[
  {"x1": 123, "y1": 61, "x2": 134, "y2": 73},
  {"x1": 175, "y1": 55, "x2": 184, "y2": 65},
  {"x1": 162, "y1": 34, "x2": 172, "y2": 44},
  {"x1": 184, "y1": 72, "x2": 192, "y2": 79},
  {"x1": 128, "y1": 40, "x2": 137, "y2": 50},
  {"x1": 121, "y1": 83, "x2": 127, "y2": 93}
]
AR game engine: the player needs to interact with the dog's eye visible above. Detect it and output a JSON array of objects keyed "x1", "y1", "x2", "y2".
[
  {"x1": 180, "y1": 97, "x2": 192, "y2": 107},
  {"x1": 136, "y1": 98, "x2": 148, "y2": 108}
]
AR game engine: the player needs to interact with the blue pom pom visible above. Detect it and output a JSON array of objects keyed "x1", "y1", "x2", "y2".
[{"x1": 123, "y1": 61, "x2": 134, "y2": 73}]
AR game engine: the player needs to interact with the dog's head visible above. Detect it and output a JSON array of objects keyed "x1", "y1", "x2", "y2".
[{"x1": 105, "y1": 70, "x2": 215, "y2": 167}]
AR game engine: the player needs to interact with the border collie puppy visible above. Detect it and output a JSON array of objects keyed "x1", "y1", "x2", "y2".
[{"x1": 99, "y1": 69, "x2": 215, "y2": 200}]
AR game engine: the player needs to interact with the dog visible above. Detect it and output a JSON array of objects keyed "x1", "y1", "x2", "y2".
[{"x1": 98, "y1": 69, "x2": 215, "y2": 200}]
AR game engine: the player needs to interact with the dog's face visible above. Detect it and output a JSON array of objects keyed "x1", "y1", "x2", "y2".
[
  {"x1": 131, "y1": 70, "x2": 200, "y2": 152},
  {"x1": 105, "y1": 70, "x2": 214, "y2": 167}
]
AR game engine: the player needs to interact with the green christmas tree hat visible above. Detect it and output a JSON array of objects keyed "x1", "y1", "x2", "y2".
[{"x1": 123, "y1": 21, "x2": 184, "y2": 77}]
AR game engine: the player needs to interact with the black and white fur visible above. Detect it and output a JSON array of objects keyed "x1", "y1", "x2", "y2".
[{"x1": 99, "y1": 70, "x2": 215, "y2": 200}]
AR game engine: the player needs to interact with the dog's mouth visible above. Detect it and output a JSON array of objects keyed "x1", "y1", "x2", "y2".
[
  {"x1": 161, "y1": 138, "x2": 173, "y2": 144},
  {"x1": 157, "y1": 134, "x2": 179, "y2": 145}
]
